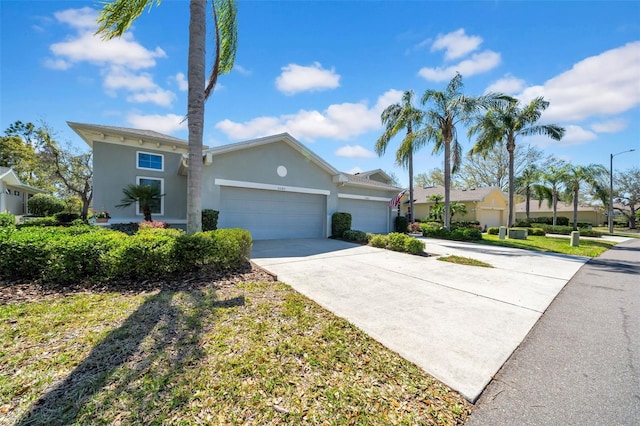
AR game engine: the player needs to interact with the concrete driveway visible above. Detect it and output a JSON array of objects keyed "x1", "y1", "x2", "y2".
[{"x1": 251, "y1": 237, "x2": 588, "y2": 402}]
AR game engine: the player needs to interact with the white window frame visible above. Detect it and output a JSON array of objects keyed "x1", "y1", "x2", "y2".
[
  {"x1": 136, "y1": 176, "x2": 164, "y2": 217},
  {"x1": 136, "y1": 151, "x2": 164, "y2": 172}
]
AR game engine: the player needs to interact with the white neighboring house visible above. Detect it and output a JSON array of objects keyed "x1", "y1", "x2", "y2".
[{"x1": 0, "y1": 167, "x2": 48, "y2": 216}]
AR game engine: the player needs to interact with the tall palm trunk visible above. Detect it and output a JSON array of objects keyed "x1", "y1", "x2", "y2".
[
  {"x1": 507, "y1": 135, "x2": 515, "y2": 227},
  {"x1": 573, "y1": 187, "x2": 579, "y2": 230},
  {"x1": 552, "y1": 189, "x2": 558, "y2": 226},
  {"x1": 407, "y1": 122, "x2": 414, "y2": 223},
  {"x1": 443, "y1": 138, "x2": 451, "y2": 229},
  {"x1": 525, "y1": 186, "x2": 531, "y2": 220},
  {"x1": 187, "y1": 0, "x2": 205, "y2": 234}
]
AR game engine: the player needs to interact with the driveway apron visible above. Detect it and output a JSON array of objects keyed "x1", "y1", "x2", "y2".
[{"x1": 251, "y1": 238, "x2": 588, "y2": 402}]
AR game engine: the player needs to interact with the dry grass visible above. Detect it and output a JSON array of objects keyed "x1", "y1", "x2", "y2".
[
  {"x1": 437, "y1": 255, "x2": 493, "y2": 268},
  {"x1": 1, "y1": 278, "x2": 471, "y2": 425}
]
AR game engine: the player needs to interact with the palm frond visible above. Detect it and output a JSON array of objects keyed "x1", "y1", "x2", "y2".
[{"x1": 96, "y1": 0, "x2": 159, "y2": 40}]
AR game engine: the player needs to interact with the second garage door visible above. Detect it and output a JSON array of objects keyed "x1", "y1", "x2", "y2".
[
  {"x1": 218, "y1": 187, "x2": 325, "y2": 240},
  {"x1": 338, "y1": 197, "x2": 390, "y2": 234}
]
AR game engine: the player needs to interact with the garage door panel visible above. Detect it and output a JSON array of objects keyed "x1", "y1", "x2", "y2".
[
  {"x1": 219, "y1": 187, "x2": 325, "y2": 240},
  {"x1": 338, "y1": 198, "x2": 389, "y2": 234}
]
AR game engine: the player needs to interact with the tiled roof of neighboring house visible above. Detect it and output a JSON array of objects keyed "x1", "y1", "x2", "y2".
[
  {"x1": 408, "y1": 185, "x2": 504, "y2": 203},
  {"x1": 514, "y1": 200, "x2": 601, "y2": 213}
]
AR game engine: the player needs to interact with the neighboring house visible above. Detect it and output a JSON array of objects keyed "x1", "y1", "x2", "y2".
[
  {"x1": 0, "y1": 167, "x2": 48, "y2": 216},
  {"x1": 400, "y1": 185, "x2": 508, "y2": 228},
  {"x1": 515, "y1": 201, "x2": 607, "y2": 225},
  {"x1": 68, "y1": 122, "x2": 401, "y2": 240}
]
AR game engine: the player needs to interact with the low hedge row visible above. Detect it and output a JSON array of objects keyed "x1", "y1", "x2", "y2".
[
  {"x1": 536, "y1": 224, "x2": 602, "y2": 237},
  {"x1": 420, "y1": 224, "x2": 482, "y2": 241},
  {"x1": 369, "y1": 232, "x2": 425, "y2": 254},
  {"x1": 487, "y1": 227, "x2": 546, "y2": 236},
  {"x1": 0, "y1": 226, "x2": 252, "y2": 283}
]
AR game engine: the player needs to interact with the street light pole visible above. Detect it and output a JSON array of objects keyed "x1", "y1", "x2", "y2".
[{"x1": 609, "y1": 149, "x2": 636, "y2": 233}]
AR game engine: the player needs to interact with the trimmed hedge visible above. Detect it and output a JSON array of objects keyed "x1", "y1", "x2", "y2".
[
  {"x1": 0, "y1": 226, "x2": 253, "y2": 283},
  {"x1": 537, "y1": 224, "x2": 602, "y2": 237},
  {"x1": 366, "y1": 232, "x2": 425, "y2": 254},
  {"x1": 342, "y1": 229, "x2": 368, "y2": 243},
  {"x1": 331, "y1": 212, "x2": 352, "y2": 238},
  {"x1": 202, "y1": 209, "x2": 219, "y2": 231},
  {"x1": 487, "y1": 227, "x2": 500, "y2": 235},
  {"x1": 0, "y1": 213, "x2": 15, "y2": 227},
  {"x1": 420, "y1": 224, "x2": 482, "y2": 241},
  {"x1": 395, "y1": 216, "x2": 408, "y2": 233},
  {"x1": 27, "y1": 194, "x2": 66, "y2": 217}
]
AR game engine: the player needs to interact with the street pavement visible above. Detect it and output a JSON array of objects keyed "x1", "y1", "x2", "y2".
[
  {"x1": 251, "y1": 237, "x2": 589, "y2": 402},
  {"x1": 467, "y1": 237, "x2": 640, "y2": 425}
]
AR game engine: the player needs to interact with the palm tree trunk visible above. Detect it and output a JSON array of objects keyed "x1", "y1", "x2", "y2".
[
  {"x1": 552, "y1": 190, "x2": 558, "y2": 226},
  {"x1": 525, "y1": 186, "x2": 530, "y2": 221},
  {"x1": 408, "y1": 149, "x2": 414, "y2": 223},
  {"x1": 507, "y1": 136, "x2": 515, "y2": 227},
  {"x1": 443, "y1": 139, "x2": 451, "y2": 230},
  {"x1": 186, "y1": 0, "x2": 206, "y2": 234},
  {"x1": 573, "y1": 188, "x2": 579, "y2": 230}
]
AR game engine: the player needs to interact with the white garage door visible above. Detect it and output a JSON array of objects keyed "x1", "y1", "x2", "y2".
[
  {"x1": 338, "y1": 198, "x2": 390, "y2": 234},
  {"x1": 481, "y1": 210, "x2": 502, "y2": 228},
  {"x1": 219, "y1": 187, "x2": 325, "y2": 240}
]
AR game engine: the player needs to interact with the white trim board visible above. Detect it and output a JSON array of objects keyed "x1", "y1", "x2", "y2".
[
  {"x1": 215, "y1": 179, "x2": 330, "y2": 196},
  {"x1": 338, "y1": 193, "x2": 391, "y2": 202}
]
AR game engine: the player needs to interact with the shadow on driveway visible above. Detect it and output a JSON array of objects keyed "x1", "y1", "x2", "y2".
[{"x1": 251, "y1": 238, "x2": 361, "y2": 259}]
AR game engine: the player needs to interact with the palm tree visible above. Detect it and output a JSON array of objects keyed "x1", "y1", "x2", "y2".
[
  {"x1": 469, "y1": 97, "x2": 565, "y2": 227},
  {"x1": 117, "y1": 183, "x2": 164, "y2": 222},
  {"x1": 375, "y1": 90, "x2": 425, "y2": 222},
  {"x1": 534, "y1": 163, "x2": 569, "y2": 226},
  {"x1": 515, "y1": 164, "x2": 541, "y2": 221},
  {"x1": 450, "y1": 201, "x2": 468, "y2": 221},
  {"x1": 563, "y1": 164, "x2": 608, "y2": 230},
  {"x1": 417, "y1": 73, "x2": 506, "y2": 229},
  {"x1": 96, "y1": 0, "x2": 238, "y2": 234}
]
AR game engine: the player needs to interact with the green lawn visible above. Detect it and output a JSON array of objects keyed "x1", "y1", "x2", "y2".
[
  {"x1": 1, "y1": 280, "x2": 470, "y2": 425},
  {"x1": 437, "y1": 255, "x2": 493, "y2": 268},
  {"x1": 479, "y1": 234, "x2": 617, "y2": 257}
]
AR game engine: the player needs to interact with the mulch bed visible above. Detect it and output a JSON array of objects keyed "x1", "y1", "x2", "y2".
[{"x1": 0, "y1": 262, "x2": 277, "y2": 305}]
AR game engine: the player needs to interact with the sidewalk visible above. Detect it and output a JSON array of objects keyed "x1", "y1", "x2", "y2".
[{"x1": 467, "y1": 238, "x2": 640, "y2": 425}]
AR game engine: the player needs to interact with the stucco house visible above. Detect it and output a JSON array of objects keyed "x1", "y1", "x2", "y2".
[
  {"x1": 0, "y1": 167, "x2": 48, "y2": 216},
  {"x1": 400, "y1": 185, "x2": 508, "y2": 228},
  {"x1": 68, "y1": 122, "x2": 401, "y2": 240},
  {"x1": 514, "y1": 201, "x2": 607, "y2": 225}
]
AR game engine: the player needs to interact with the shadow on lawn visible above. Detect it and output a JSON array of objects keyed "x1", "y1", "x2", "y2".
[{"x1": 16, "y1": 289, "x2": 244, "y2": 425}]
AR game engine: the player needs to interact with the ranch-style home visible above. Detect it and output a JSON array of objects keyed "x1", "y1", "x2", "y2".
[
  {"x1": 68, "y1": 122, "x2": 401, "y2": 240},
  {"x1": 399, "y1": 185, "x2": 508, "y2": 228},
  {"x1": 514, "y1": 200, "x2": 607, "y2": 225},
  {"x1": 0, "y1": 166, "x2": 48, "y2": 216}
]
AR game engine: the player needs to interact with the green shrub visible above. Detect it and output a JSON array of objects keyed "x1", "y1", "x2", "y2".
[
  {"x1": 394, "y1": 216, "x2": 408, "y2": 233},
  {"x1": 421, "y1": 224, "x2": 482, "y2": 241},
  {"x1": 575, "y1": 222, "x2": 592, "y2": 229},
  {"x1": 530, "y1": 216, "x2": 570, "y2": 226},
  {"x1": 110, "y1": 222, "x2": 139, "y2": 235},
  {"x1": 537, "y1": 224, "x2": 602, "y2": 237},
  {"x1": 208, "y1": 228, "x2": 252, "y2": 269},
  {"x1": 529, "y1": 227, "x2": 546, "y2": 236},
  {"x1": 369, "y1": 234, "x2": 388, "y2": 248},
  {"x1": 27, "y1": 194, "x2": 66, "y2": 217},
  {"x1": 174, "y1": 232, "x2": 217, "y2": 268},
  {"x1": 451, "y1": 220, "x2": 481, "y2": 229},
  {"x1": 343, "y1": 229, "x2": 368, "y2": 243},
  {"x1": 202, "y1": 209, "x2": 219, "y2": 231},
  {"x1": 0, "y1": 213, "x2": 15, "y2": 227},
  {"x1": 386, "y1": 232, "x2": 408, "y2": 252},
  {"x1": 331, "y1": 212, "x2": 352, "y2": 238},
  {"x1": 112, "y1": 230, "x2": 179, "y2": 278},
  {"x1": 55, "y1": 212, "x2": 80, "y2": 223},
  {"x1": 487, "y1": 227, "x2": 500, "y2": 235},
  {"x1": 404, "y1": 237, "x2": 425, "y2": 254},
  {"x1": 420, "y1": 224, "x2": 448, "y2": 239},
  {"x1": 514, "y1": 219, "x2": 531, "y2": 227},
  {"x1": 17, "y1": 216, "x2": 57, "y2": 228}
]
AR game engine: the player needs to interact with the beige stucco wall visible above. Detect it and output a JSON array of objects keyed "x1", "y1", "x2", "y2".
[{"x1": 515, "y1": 209, "x2": 605, "y2": 225}]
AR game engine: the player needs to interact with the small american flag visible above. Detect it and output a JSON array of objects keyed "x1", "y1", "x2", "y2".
[{"x1": 388, "y1": 189, "x2": 407, "y2": 207}]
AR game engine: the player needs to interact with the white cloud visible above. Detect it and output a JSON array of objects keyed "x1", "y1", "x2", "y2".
[
  {"x1": 517, "y1": 41, "x2": 640, "y2": 122},
  {"x1": 234, "y1": 65, "x2": 252, "y2": 76},
  {"x1": 335, "y1": 145, "x2": 376, "y2": 158},
  {"x1": 431, "y1": 28, "x2": 482, "y2": 60},
  {"x1": 54, "y1": 7, "x2": 99, "y2": 30},
  {"x1": 346, "y1": 166, "x2": 363, "y2": 174},
  {"x1": 591, "y1": 118, "x2": 628, "y2": 133},
  {"x1": 126, "y1": 89, "x2": 176, "y2": 107},
  {"x1": 529, "y1": 125, "x2": 596, "y2": 147},
  {"x1": 276, "y1": 62, "x2": 340, "y2": 95},
  {"x1": 44, "y1": 58, "x2": 71, "y2": 70},
  {"x1": 216, "y1": 89, "x2": 403, "y2": 142},
  {"x1": 418, "y1": 50, "x2": 501, "y2": 82},
  {"x1": 484, "y1": 75, "x2": 526, "y2": 95},
  {"x1": 174, "y1": 72, "x2": 188, "y2": 91},
  {"x1": 104, "y1": 68, "x2": 157, "y2": 92},
  {"x1": 127, "y1": 113, "x2": 187, "y2": 133}
]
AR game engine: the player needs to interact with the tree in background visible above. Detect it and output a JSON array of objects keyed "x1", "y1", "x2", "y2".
[
  {"x1": 534, "y1": 162, "x2": 569, "y2": 226},
  {"x1": 376, "y1": 90, "x2": 426, "y2": 222},
  {"x1": 97, "y1": 0, "x2": 238, "y2": 234},
  {"x1": 563, "y1": 164, "x2": 608, "y2": 230},
  {"x1": 469, "y1": 97, "x2": 565, "y2": 227},
  {"x1": 515, "y1": 164, "x2": 541, "y2": 221},
  {"x1": 414, "y1": 168, "x2": 446, "y2": 188},
  {"x1": 613, "y1": 167, "x2": 640, "y2": 229},
  {"x1": 418, "y1": 73, "x2": 505, "y2": 229},
  {"x1": 117, "y1": 183, "x2": 164, "y2": 222}
]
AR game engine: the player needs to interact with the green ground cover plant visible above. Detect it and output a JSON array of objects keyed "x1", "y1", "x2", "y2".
[
  {"x1": 437, "y1": 256, "x2": 493, "y2": 268},
  {"x1": 0, "y1": 280, "x2": 471, "y2": 424},
  {"x1": 479, "y1": 234, "x2": 616, "y2": 257}
]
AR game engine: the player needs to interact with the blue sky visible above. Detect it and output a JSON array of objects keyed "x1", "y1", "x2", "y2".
[{"x1": 1, "y1": 0, "x2": 639, "y2": 186}]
